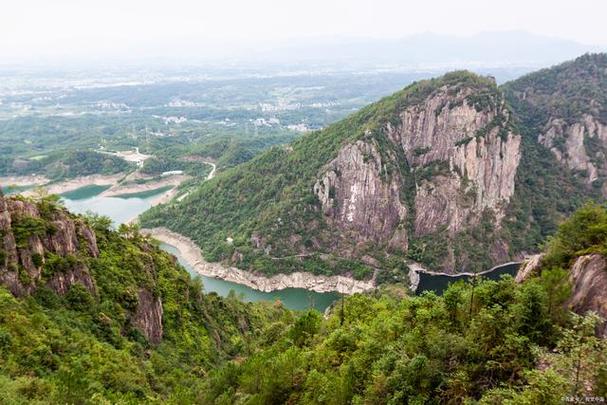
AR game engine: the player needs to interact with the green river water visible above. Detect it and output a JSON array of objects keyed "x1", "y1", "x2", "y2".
[
  {"x1": 5, "y1": 182, "x2": 517, "y2": 311},
  {"x1": 59, "y1": 184, "x2": 340, "y2": 311}
]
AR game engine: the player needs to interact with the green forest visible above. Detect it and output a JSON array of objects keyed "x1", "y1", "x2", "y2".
[{"x1": 1, "y1": 196, "x2": 607, "y2": 403}]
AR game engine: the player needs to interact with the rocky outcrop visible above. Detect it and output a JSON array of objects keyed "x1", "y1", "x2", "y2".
[
  {"x1": 132, "y1": 289, "x2": 164, "y2": 345},
  {"x1": 0, "y1": 195, "x2": 97, "y2": 296},
  {"x1": 393, "y1": 85, "x2": 520, "y2": 235},
  {"x1": 0, "y1": 194, "x2": 165, "y2": 344},
  {"x1": 314, "y1": 81, "x2": 521, "y2": 271},
  {"x1": 514, "y1": 254, "x2": 544, "y2": 283},
  {"x1": 313, "y1": 141, "x2": 408, "y2": 249},
  {"x1": 539, "y1": 114, "x2": 607, "y2": 190},
  {"x1": 567, "y1": 254, "x2": 607, "y2": 336},
  {"x1": 143, "y1": 227, "x2": 375, "y2": 294}
]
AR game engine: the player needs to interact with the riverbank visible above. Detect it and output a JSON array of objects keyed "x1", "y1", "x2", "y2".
[
  {"x1": 16, "y1": 173, "x2": 126, "y2": 196},
  {"x1": 0, "y1": 174, "x2": 49, "y2": 187},
  {"x1": 142, "y1": 227, "x2": 376, "y2": 294},
  {"x1": 101, "y1": 174, "x2": 190, "y2": 197}
]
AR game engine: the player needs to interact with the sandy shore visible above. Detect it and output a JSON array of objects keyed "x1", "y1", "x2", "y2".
[
  {"x1": 0, "y1": 175, "x2": 50, "y2": 187},
  {"x1": 13, "y1": 173, "x2": 126, "y2": 196},
  {"x1": 142, "y1": 227, "x2": 375, "y2": 294}
]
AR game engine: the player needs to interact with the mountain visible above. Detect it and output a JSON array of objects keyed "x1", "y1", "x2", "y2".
[
  {"x1": 2, "y1": 191, "x2": 606, "y2": 402},
  {"x1": 0, "y1": 192, "x2": 290, "y2": 402},
  {"x1": 245, "y1": 31, "x2": 601, "y2": 69},
  {"x1": 502, "y1": 53, "x2": 607, "y2": 253},
  {"x1": 142, "y1": 54, "x2": 607, "y2": 278},
  {"x1": 142, "y1": 71, "x2": 521, "y2": 275}
]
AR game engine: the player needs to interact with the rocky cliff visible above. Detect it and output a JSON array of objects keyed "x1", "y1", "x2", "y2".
[
  {"x1": 141, "y1": 71, "x2": 525, "y2": 276},
  {"x1": 505, "y1": 53, "x2": 607, "y2": 193},
  {"x1": 567, "y1": 254, "x2": 607, "y2": 337},
  {"x1": 314, "y1": 74, "x2": 521, "y2": 271},
  {"x1": 0, "y1": 193, "x2": 164, "y2": 343}
]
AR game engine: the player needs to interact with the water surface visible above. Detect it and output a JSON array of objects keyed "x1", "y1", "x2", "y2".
[
  {"x1": 61, "y1": 185, "x2": 166, "y2": 225},
  {"x1": 160, "y1": 242, "x2": 341, "y2": 312},
  {"x1": 416, "y1": 263, "x2": 520, "y2": 295},
  {"x1": 60, "y1": 184, "x2": 341, "y2": 311}
]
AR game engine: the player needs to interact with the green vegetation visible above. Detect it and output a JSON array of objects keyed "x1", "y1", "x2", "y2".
[
  {"x1": 112, "y1": 185, "x2": 174, "y2": 199},
  {"x1": 141, "y1": 72, "x2": 504, "y2": 276},
  {"x1": 0, "y1": 197, "x2": 292, "y2": 403},
  {"x1": 3, "y1": 198, "x2": 607, "y2": 403},
  {"x1": 200, "y1": 277, "x2": 605, "y2": 403},
  {"x1": 501, "y1": 54, "x2": 607, "y2": 255},
  {"x1": 1, "y1": 150, "x2": 133, "y2": 180},
  {"x1": 543, "y1": 202, "x2": 607, "y2": 268}
]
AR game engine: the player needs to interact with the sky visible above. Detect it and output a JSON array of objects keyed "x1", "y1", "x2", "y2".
[{"x1": 2, "y1": 0, "x2": 606, "y2": 63}]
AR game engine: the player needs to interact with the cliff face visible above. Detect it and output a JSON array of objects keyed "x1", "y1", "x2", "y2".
[
  {"x1": 314, "y1": 78, "x2": 521, "y2": 271},
  {"x1": 313, "y1": 141, "x2": 408, "y2": 250},
  {"x1": 567, "y1": 254, "x2": 607, "y2": 336},
  {"x1": 0, "y1": 195, "x2": 97, "y2": 297},
  {"x1": 0, "y1": 194, "x2": 163, "y2": 343},
  {"x1": 539, "y1": 114, "x2": 607, "y2": 193}
]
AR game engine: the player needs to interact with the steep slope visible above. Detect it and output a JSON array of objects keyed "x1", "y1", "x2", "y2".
[
  {"x1": 502, "y1": 53, "x2": 607, "y2": 254},
  {"x1": 0, "y1": 192, "x2": 290, "y2": 403},
  {"x1": 142, "y1": 71, "x2": 521, "y2": 275},
  {"x1": 504, "y1": 54, "x2": 607, "y2": 188},
  {"x1": 198, "y1": 203, "x2": 607, "y2": 404},
  {"x1": 518, "y1": 202, "x2": 607, "y2": 337}
]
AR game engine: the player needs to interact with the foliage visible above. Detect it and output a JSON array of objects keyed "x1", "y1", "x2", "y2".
[
  {"x1": 200, "y1": 277, "x2": 605, "y2": 404},
  {"x1": 141, "y1": 71, "x2": 506, "y2": 276},
  {"x1": 502, "y1": 54, "x2": 606, "y2": 256},
  {"x1": 0, "y1": 197, "x2": 291, "y2": 403},
  {"x1": 543, "y1": 202, "x2": 607, "y2": 267}
]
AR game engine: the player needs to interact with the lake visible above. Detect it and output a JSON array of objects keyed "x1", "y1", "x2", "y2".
[
  {"x1": 415, "y1": 262, "x2": 521, "y2": 295},
  {"x1": 61, "y1": 185, "x2": 164, "y2": 225},
  {"x1": 60, "y1": 184, "x2": 341, "y2": 311}
]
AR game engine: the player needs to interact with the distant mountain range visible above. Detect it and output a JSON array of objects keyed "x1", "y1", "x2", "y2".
[{"x1": 240, "y1": 31, "x2": 603, "y2": 69}]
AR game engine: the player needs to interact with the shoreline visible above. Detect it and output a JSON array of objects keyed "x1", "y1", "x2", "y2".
[
  {"x1": 142, "y1": 227, "x2": 376, "y2": 295},
  {"x1": 16, "y1": 173, "x2": 126, "y2": 196},
  {"x1": 101, "y1": 174, "x2": 190, "y2": 197}
]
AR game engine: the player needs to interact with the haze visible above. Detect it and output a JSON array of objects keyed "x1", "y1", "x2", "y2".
[{"x1": 2, "y1": 0, "x2": 606, "y2": 65}]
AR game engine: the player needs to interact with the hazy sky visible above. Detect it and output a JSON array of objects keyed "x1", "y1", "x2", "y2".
[{"x1": 2, "y1": 0, "x2": 606, "y2": 63}]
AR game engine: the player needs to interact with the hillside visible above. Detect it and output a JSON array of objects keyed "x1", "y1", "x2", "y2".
[
  {"x1": 502, "y1": 53, "x2": 607, "y2": 253},
  {"x1": 2, "y1": 192, "x2": 607, "y2": 402},
  {"x1": 197, "y1": 203, "x2": 607, "y2": 403},
  {"x1": 142, "y1": 54, "x2": 607, "y2": 279},
  {"x1": 142, "y1": 71, "x2": 522, "y2": 276},
  {"x1": 0, "y1": 192, "x2": 290, "y2": 403}
]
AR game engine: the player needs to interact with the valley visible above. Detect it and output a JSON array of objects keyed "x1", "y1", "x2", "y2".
[{"x1": 2, "y1": 50, "x2": 607, "y2": 403}]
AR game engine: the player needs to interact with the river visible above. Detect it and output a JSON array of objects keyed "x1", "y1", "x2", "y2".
[
  {"x1": 59, "y1": 184, "x2": 341, "y2": 311},
  {"x1": 415, "y1": 262, "x2": 520, "y2": 295},
  {"x1": 15, "y1": 182, "x2": 519, "y2": 311}
]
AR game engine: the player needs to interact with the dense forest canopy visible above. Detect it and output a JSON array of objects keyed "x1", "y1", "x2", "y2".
[{"x1": 1, "y1": 196, "x2": 607, "y2": 403}]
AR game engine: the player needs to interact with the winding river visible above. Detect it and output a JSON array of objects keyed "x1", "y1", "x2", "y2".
[
  {"x1": 5, "y1": 181, "x2": 520, "y2": 311},
  {"x1": 59, "y1": 184, "x2": 341, "y2": 311}
]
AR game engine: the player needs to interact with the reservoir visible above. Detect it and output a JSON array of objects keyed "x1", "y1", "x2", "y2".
[
  {"x1": 19, "y1": 182, "x2": 519, "y2": 312},
  {"x1": 160, "y1": 242, "x2": 340, "y2": 311},
  {"x1": 415, "y1": 262, "x2": 521, "y2": 295},
  {"x1": 60, "y1": 184, "x2": 341, "y2": 312}
]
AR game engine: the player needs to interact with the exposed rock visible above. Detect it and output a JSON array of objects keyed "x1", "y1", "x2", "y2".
[
  {"x1": 313, "y1": 141, "x2": 408, "y2": 248},
  {"x1": 0, "y1": 195, "x2": 98, "y2": 296},
  {"x1": 314, "y1": 83, "x2": 521, "y2": 272},
  {"x1": 515, "y1": 254, "x2": 544, "y2": 283},
  {"x1": 540, "y1": 114, "x2": 607, "y2": 190},
  {"x1": 567, "y1": 254, "x2": 607, "y2": 336},
  {"x1": 132, "y1": 289, "x2": 164, "y2": 345},
  {"x1": 143, "y1": 227, "x2": 375, "y2": 294},
  {"x1": 47, "y1": 263, "x2": 96, "y2": 295}
]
